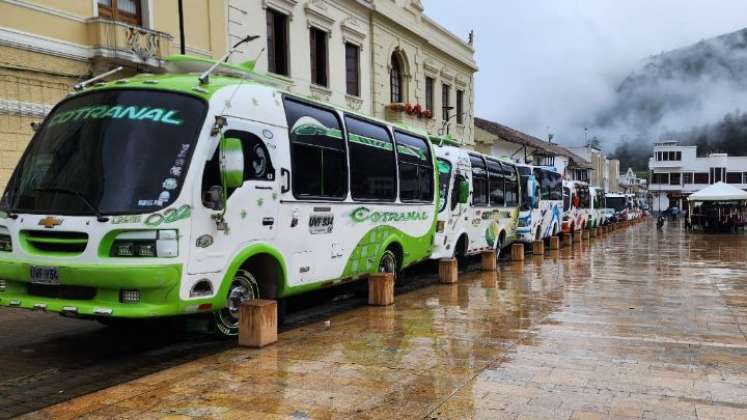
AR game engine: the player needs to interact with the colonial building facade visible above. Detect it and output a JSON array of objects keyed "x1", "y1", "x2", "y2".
[
  {"x1": 0, "y1": 0, "x2": 226, "y2": 189},
  {"x1": 229, "y1": 0, "x2": 477, "y2": 144}
]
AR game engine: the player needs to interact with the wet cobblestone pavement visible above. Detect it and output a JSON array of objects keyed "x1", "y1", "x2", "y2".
[{"x1": 20, "y1": 222, "x2": 747, "y2": 419}]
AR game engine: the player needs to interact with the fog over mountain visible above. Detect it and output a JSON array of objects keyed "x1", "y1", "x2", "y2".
[
  {"x1": 423, "y1": 0, "x2": 747, "y2": 168},
  {"x1": 603, "y1": 28, "x2": 747, "y2": 169}
]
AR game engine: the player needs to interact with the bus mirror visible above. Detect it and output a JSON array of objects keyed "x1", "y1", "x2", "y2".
[
  {"x1": 220, "y1": 137, "x2": 244, "y2": 189},
  {"x1": 457, "y1": 180, "x2": 470, "y2": 204}
]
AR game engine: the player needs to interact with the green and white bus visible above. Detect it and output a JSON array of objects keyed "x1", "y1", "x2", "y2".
[
  {"x1": 431, "y1": 140, "x2": 521, "y2": 263},
  {"x1": 0, "y1": 56, "x2": 437, "y2": 336}
]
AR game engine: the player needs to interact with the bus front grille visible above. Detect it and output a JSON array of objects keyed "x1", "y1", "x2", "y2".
[{"x1": 22, "y1": 231, "x2": 89, "y2": 255}]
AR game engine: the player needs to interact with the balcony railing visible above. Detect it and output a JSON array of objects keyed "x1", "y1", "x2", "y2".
[{"x1": 86, "y1": 18, "x2": 173, "y2": 70}]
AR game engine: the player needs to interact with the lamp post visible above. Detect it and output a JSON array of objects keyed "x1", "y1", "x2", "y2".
[
  {"x1": 440, "y1": 105, "x2": 455, "y2": 135},
  {"x1": 178, "y1": 0, "x2": 186, "y2": 55}
]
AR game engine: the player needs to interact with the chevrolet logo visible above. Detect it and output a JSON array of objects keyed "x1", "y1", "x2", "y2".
[{"x1": 38, "y1": 216, "x2": 63, "y2": 229}]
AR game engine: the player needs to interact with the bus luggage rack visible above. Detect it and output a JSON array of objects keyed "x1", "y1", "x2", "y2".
[
  {"x1": 27, "y1": 283, "x2": 97, "y2": 300},
  {"x1": 22, "y1": 231, "x2": 89, "y2": 255}
]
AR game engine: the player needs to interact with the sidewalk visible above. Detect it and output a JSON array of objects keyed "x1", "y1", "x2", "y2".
[{"x1": 21, "y1": 224, "x2": 747, "y2": 419}]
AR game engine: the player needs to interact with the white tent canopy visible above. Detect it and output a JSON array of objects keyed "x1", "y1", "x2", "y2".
[{"x1": 687, "y1": 182, "x2": 747, "y2": 202}]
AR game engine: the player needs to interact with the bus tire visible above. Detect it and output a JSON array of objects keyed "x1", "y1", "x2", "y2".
[
  {"x1": 455, "y1": 235, "x2": 468, "y2": 269},
  {"x1": 378, "y1": 249, "x2": 399, "y2": 282},
  {"x1": 214, "y1": 269, "x2": 261, "y2": 337},
  {"x1": 496, "y1": 231, "x2": 506, "y2": 259},
  {"x1": 535, "y1": 226, "x2": 542, "y2": 241}
]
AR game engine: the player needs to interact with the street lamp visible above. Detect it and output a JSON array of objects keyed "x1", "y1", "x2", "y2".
[
  {"x1": 178, "y1": 0, "x2": 186, "y2": 55},
  {"x1": 440, "y1": 106, "x2": 470, "y2": 137}
]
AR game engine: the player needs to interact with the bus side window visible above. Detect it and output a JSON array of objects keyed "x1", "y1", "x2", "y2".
[
  {"x1": 394, "y1": 131, "x2": 433, "y2": 203},
  {"x1": 223, "y1": 130, "x2": 275, "y2": 182},
  {"x1": 486, "y1": 158, "x2": 504, "y2": 207},
  {"x1": 346, "y1": 116, "x2": 396, "y2": 201},
  {"x1": 451, "y1": 173, "x2": 465, "y2": 211},
  {"x1": 503, "y1": 163, "x2": 519, "y2": 207},
  {"x1": 201, "y1": 145, "x2": 222, "y2": 208},
  {"x1": 550, "y1": 173, "x2": 562, "y2": 201},
  {"x1": 283, "y1": 98, "x2": 347, "y2": 200},
  {"x1": 470, "y1": 154, "x2": 489, "y2": 207}
]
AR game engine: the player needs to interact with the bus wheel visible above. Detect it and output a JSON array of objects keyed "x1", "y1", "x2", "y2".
[
  {"x1": 378, "y1": 250, "x2": 399, "y2": 282},
  {"x1": 535, "y1": 226, "x2": 542, "y2": 241},
  {"x1": 214, "y1": 270, "x2": 260, "y2": 337}
]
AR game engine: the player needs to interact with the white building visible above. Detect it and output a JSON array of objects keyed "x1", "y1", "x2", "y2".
[
  {"x1": 620, "y1": 168, "x2": 647, "y2": 193},
  {"x1": 569, "y1": 145, "x2": 610, "y2": 192},
  {"x1": 648, "y1": 140, "x2": 747, "y2": 212},
  {"x1": 228, "y1": 0, "x2": 478, "y2": 144}
]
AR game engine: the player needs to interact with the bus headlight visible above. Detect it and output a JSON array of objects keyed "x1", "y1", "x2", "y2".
[
  {"x1": 0, "y1": 226, "x2": 11, "y2": 252},
  {"x1": 110, "y1": 230, "x2": 178, "y2": 258}
]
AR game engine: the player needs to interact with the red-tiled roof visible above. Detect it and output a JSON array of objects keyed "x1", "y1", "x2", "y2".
[{"x1": 475, "y1": 117, "x2": 592, "y2": 168}]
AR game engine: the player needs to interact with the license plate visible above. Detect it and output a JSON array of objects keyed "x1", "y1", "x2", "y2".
[{"x1": 30, "y1": 266, "x2": 59, "y2": 285}]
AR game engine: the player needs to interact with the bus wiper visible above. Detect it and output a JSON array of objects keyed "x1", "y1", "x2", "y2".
[{"x1": 34, "y1": 188, "x2": 110, "y2": 222}]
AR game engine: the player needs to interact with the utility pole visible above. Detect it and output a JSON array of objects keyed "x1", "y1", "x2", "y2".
[{"x1": 178, "y1": 0, "x2": 186, "y2": 55}]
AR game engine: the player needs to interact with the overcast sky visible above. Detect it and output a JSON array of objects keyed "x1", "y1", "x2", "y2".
[{"x1": 423, "y1": 0, "x2": 747, "y2": 145}]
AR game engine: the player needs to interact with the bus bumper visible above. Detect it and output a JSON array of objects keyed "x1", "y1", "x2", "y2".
[{"x1": 0, "y1": 259, "x2": 187, "y2": 318}]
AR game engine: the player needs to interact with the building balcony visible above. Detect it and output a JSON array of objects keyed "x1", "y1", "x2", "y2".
[{"x1": 86, "y1": 18, "x2": 174, "y2": 71}]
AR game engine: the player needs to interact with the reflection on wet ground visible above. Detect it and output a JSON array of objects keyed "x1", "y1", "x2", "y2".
[{"x1": 23, "y1": 222, "x2": 747, "y2": 419}]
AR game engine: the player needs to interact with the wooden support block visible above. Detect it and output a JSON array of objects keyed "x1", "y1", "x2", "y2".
[
  {"x1": 591, "y1": 228, "x2": 598, "y2": 238},
  {"x1": 368, "y1": 273, "x2": 395, "y2": 306},
  {"x1": 549, "y1": 236, "x2": 560, "y2": 250},
  {"x1": 439, "y1": 258, "x2": 458, "y2": 284},
  {"x1": 582, "y1": 230, "x2": 590, "y2": 241},
  {"x1": 532, "y1": 240, "x2": 545, "y2": 256},
  {"x1": 481, "y1": 250, "x2": 497, "y2": 271},
  {"x1": 510, "y1": 243, "x2": 525, "y2": 261},
  {"x1": 239, "y1": 299, "x2": 278, "y2": 349},
  {"x1": 562, "y1": 234, "x2": 572, "y2": 247},
  {"x1": 572, "y1": 231, "x2": 581, "y2": 242}
]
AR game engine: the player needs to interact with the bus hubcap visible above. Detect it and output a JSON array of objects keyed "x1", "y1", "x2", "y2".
[
  {"x1": 379, "y1": 252, "x2": 397, "y2": 274},
  {"x1": 217, "y1": 273, "x2": 258, "y2": 334}
]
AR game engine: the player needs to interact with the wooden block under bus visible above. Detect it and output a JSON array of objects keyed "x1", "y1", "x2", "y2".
[
  {"x1": 532, "y1": 240, "x2": 545, "y2": 256},
  {"x1": 481, "y1": 249, "x2": 497, "y2": 271},
  {"x1": 510, "y1": 243, "x2": 525, "y2": 262},
  {"x1": 549, "y1": 236, "x2": 560, "y2": 250},
  {"x1": 582, "y1": 230, "x2": 591, "y2": 241},
  {"x1": 368, "y1": 272, "x2": 395, "y2": 306},
  {"x1": 572, "y1": 231, "x2": 581, "y2": 242},
  {"x1": 239, "y1": 299, "x2": 278, "y2": 349},
  {"x1": 591, "y1": 228, "x2": 598, "y2": 238},
  {"x1": 439, "y1": 258, "x2": 458, "y2": 284}
]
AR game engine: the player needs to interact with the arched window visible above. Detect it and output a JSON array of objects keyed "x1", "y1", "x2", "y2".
[{"x1": 390, "y1": 53, "x2": 403, "y2": 103}]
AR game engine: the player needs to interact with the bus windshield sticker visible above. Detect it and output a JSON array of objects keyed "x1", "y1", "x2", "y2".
[{"x1": 47, "y1": 105, "x2": 184, "y2": 128}]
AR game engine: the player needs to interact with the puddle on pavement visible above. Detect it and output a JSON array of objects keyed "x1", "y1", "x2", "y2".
[{"x1": 28, "y1": 222, "x2": 747, "y2": 419}]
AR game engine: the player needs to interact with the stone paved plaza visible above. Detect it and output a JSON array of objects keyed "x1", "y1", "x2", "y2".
[{"x1": 22, "y1": 222, "x2": 747, "y2": 419}]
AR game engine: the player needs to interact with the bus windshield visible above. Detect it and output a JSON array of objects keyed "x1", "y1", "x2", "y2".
[
  {"x1": 1, "y1": 90, "x2": 207, "y2": 216},
  {"x1": 607, "y1": 196, "x2": 626, "y2": 211}
]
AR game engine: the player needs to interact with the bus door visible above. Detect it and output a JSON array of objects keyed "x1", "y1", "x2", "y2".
[{"x1": 188, "y1": 117, "x2": 280, "y2": 274}]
